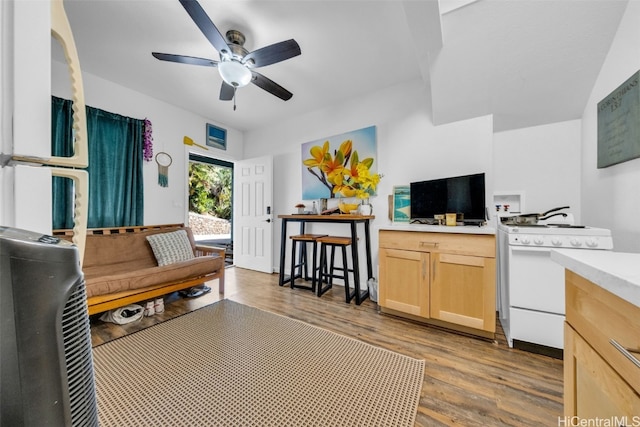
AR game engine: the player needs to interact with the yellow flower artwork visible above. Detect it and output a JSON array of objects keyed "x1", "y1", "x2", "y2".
[{"x1": 301, "y1": 126, "x2": 381, "y2": 199}]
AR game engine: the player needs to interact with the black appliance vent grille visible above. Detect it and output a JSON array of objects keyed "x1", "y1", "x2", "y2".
[{"x1": 61, "y1": 281, "x2": 98, "y2": 426}]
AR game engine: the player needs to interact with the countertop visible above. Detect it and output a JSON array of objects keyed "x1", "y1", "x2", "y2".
[
  {"x1": 376, "y1": 222, "x2": 496, "y2": 235},
  {"x1": 278, "y1": 214, "x2": 374, "y2": 220},
  {"x1": 551, "y1": 249, "x2": 640, "y2": 308}
]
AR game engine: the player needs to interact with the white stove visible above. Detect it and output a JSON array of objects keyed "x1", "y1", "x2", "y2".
[
  {"x1": 503, "y1": 224, "x2": 613, "y2": 249},
  {"x1": 497, "y1": 221, "x2": 613, "y2": 355}
]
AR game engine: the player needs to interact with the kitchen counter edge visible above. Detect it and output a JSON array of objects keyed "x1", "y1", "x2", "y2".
[
  {"x1": 376, "y1": 223, "x2": 496, "y2": 235},
  {"x1": 551, "y1": 249, "x2": 640, "y2": 308}
]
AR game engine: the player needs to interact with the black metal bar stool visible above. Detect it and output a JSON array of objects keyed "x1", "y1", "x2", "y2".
[
  {"x1": 316, "y1": 236, "x2": 356, "y2": 303},
  {"x1": 289, "y1": 234, "x2": 327, "y2": 291}
]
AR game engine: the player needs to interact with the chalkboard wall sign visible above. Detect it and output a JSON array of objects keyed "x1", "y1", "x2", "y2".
[{"x1": 597, "y1": 70, "x2": 640, "y2": 168}]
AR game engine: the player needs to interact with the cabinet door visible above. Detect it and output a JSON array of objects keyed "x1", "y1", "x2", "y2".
[
  {"x1": 378, "y1": 248, "x2": 429, "y2": 318},
  {"x1": 430, "y1": 253, "x2": 496, "y2": 332},
  {"x1": 565, "y1": 324, "x2": 640, "y2": 419}
]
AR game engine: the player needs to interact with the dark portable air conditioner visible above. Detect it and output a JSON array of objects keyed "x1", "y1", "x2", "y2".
[{"x1": 0, "y1": 226, "x2": 98, "y2": 426}]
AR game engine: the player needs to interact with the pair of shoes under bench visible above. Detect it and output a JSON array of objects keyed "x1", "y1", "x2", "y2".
[
  {"x1": 144, "y1": 298, "x2": 164, "y2": 316},
  {"x1": 179, "y1": 285, "x2": 211, "y2": 298},
  {"x1": 154, "y1": 298, "x2": 164, "y2": 313}
]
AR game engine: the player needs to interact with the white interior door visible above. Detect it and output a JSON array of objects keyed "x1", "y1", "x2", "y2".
[{"x1": 233, "y1": 156, "x2": 273, "y2": 273}]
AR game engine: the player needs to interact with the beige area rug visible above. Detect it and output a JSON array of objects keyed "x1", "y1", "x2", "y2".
[{"x1": 92, "y1": 300, "x2": 424, "y2": 427}]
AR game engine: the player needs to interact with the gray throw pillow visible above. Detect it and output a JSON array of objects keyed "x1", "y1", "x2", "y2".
[{"x1": 146, "y1": 229, "x2": 195, "y2": 266}]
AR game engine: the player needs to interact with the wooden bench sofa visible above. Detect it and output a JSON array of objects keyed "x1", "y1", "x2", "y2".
[{"x1": 54, "y1": 223, "x2": 225, "y2": 315}]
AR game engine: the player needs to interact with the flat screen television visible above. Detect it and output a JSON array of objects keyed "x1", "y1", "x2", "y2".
[{"x1": 410, "y1": 173, "x2": 486, "y2": 224}]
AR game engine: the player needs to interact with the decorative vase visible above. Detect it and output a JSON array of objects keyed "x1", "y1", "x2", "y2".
[
  {"x1": 338, "y1": 198, "x2": 359, "y2": 214},
  {"x1": 359, "y1": 198, "x2": 372, "y2": 216}
]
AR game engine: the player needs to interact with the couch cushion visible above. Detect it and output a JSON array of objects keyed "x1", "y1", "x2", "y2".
[
  {"x1": 84, "y1": 254, "x2": 223, "y2": 298},
  {"x1": 77, "y1": 227, "x2": 197, "y2": 271},
  {"x1": 146, "y1": 229, "x2": 195, "y2": 266}
]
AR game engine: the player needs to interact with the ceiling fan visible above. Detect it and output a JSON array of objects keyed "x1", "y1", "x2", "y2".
[{"x1": 152, "y1": 0, "x2": 301, "y2": 110}]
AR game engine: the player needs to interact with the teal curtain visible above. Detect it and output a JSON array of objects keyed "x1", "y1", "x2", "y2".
[
  {"x1": 51, "y1": 97, "x2": 75, "y2": 229},
  {"x1": 51, "y1": 96, "x2": 144, "y2": 228}
]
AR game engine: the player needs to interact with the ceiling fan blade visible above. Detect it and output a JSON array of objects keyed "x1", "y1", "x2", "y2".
[
  {"x1": 152, "y1": 52, "x2": 218, "y2": 67},
  {"x1": 244, "y1": 39, "x2": 301, "y2": 68},
  {"x1": 251, "y1": 71, "x2": 293, "y2": 101},
  {"x1": 178, "y1": 0, "x2": 229, "y2": 55},
  {"x1": 219, "y1": 82, "x2": 234, "y2": 101}
]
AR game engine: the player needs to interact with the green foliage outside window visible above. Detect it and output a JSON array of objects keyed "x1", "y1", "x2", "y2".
[{"x1": 188, "y1": 162, "x2": 232, "y2": 220}]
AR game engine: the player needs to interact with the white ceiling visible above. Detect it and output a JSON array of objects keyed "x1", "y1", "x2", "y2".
[{"x1": 54, "y1": 0, "x2": 629, "y2": 133}]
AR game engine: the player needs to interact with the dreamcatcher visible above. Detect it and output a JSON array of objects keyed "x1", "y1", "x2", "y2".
[{"x1": 155, "y1": 152, "x2": 172, "y2": 187}]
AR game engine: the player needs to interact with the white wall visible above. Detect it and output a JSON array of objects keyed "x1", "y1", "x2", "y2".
[
  {"x1": 580, "y1": 0, "x2": 640, "y2": 252},
  {"x1": 2, "y1": 0, "x2": 244, "y2": 231},
  {"x1": 1, "y1": 0, "x2": 54, "y2": 233},
  {"x1": 6, "y1": 0, "x2": 632, "y2": 273},
  {"x1": 52, "y1": 61, "x2": 244, "y2": 226},
  {"x1": 244, "y1": 75, "x2": 591, "y2": 282},
  {"x1": 493, "y1": 120, "x2": 582, "y2": 223},
  {"x1": 244, "y1": 78, "x2": 494, "y2": 277},
  {"x1": 0, "y1": 0, "x2": 13, "y2": 227}
]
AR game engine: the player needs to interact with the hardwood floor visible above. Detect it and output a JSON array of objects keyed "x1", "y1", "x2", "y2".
[{"x1": 90, "y1": 267, "x2": 563, "y2": 427}]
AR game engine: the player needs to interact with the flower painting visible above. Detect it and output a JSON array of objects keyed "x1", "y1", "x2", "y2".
[{"x1": 301, "y1": 126, "x2": 380, "y2": 199}]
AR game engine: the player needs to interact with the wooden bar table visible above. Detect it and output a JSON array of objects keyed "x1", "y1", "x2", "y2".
[{"x1": 277, "y1": 214, "x2": 375, "y2": 304}]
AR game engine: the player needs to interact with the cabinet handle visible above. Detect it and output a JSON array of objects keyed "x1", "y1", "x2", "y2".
[
  {"x1": 610, "y1": 339, "x2": 640, "y2": 369},
  {"x1": 432, "y1": 259, "x2": 436, "y2": 281},
  {"x1": 422, "y1": 259, "x2": 426, "y2": 280},
  {"x1": 419, "y1": 242, "x2": 438, "y2": 248}
]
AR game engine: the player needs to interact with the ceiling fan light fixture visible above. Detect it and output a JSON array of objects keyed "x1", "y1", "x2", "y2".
[
  {"x1": 154, "y1": 1, "x2": 299, "y2": 103},
  {"x1": 218, "y1": 60, "x2": 252, "y2": 87}
]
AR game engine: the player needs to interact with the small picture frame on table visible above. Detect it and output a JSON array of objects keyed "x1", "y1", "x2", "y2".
[{"x1": 392, "y1": 185, "x2": 410, "y2": 223}]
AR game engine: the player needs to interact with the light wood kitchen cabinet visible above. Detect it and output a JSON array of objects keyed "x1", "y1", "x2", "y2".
[
  {"x1": 564, "y1": 270, "x2": 640, "y2": 420},
  {"x1": 431, "y1": 252, "x2": 496, "y2": 332},
  {"x1": 378, "y1": 229, "x2": 496, "y2": 338},
  {"x1": 378, "y1": 248, "x2": 429, "y2": 318}
]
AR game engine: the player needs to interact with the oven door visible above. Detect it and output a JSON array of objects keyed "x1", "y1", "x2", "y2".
[{"x1": 508, "y1": 245, "x2": 565, "y2": 315}]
